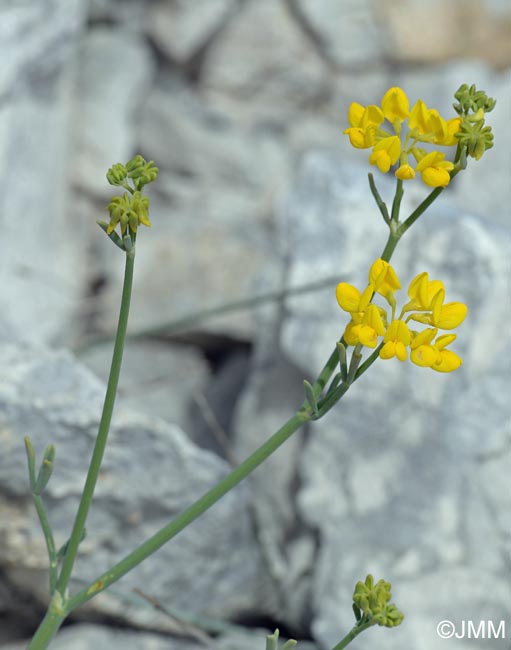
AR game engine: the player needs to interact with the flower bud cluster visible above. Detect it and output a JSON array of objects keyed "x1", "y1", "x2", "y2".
[
  {"x1": 353, "y1": 575, "x2": 404, "y2": 628},
  {"x1": 104, "y1": 155, "x2": 159, "y2": 238}
]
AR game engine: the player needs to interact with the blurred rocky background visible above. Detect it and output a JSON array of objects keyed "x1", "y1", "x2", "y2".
[{"x1": 0, "y1": 1, "x2": 510, "y2": 649}]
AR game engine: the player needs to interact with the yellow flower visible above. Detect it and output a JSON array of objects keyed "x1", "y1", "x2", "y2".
[
  {"x1": 345, "y1": 304, "x2": 385, "y2": 348},
  {"x1": 369, "y1": 136, "x2": 401, "y2": 173},
  {"x1": 380, "y1": 320, "x2": 411, "y2": 361},
  {"x1": 381, "y1": 87, "x2": 410, "y2": 124},
  {"x1": 395, "y1": 163, "x2": 415, "y2": 180},
  {"x1": 430, "y1": 334, "x2": 463, "y2": 372},
  {"x1": 405, "y1": 272, "x2": 444, "y2": 311},
  {"x1": 369, "y1": 259, "x2": 401, "y2": 301},
  {"x1": 344, "y1": 103, "x2": 384, "y2": 149},
  {"x1": 410, "y1": 330, "x2": 462, "y2": 372},
  {"x1": 336, "y1": 282, "x2": 373, "y2": 313},
  {"x1": 440, "y1": 117, "x2": 462, "y2": 146},
  {"x1": 415, "y1": 151, "x2": 455, "y2": 187},
  {"x1": 409, "y1": 99, "x2": 431, "y2": 135}
]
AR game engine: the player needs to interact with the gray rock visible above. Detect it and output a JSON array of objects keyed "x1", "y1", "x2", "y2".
[
  {"x1": 2, "y1": 622, "x2": 315, "y2": 650},
  {"x1": 91, "y1": 81, "x2": 291, "y2": 340},
  {"x1": 0, "y1": 0, "x2": 88, "y2": 346},
  {"x1": 70, "y1": 26, "x2": 155, "y2": 198},
  {"x1": 202, "y1": 0, "x2": 331, "y2": 119},
  {"x1": 78, "y1": 338, "x2": 210, "y2": 434},
  {"x1": 147, "y1": 0, "x2": 239, "y2": 64},
  {"x1": 0, "y1": 339, "x2": 277, "y2": 631},
  {"x1": 272, "y1": 152, "x2": 510, "y2": 649},
  {"x1": 294, "y1": 0, "x2": 383, "y2": 67}
]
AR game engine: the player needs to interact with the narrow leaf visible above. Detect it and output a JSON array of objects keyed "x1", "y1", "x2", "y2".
[
  {"x1": 24, "y1": 436, "x2": 37, "y2": 491},
  {"x1": 303, "y1": 380, "x2": 319, "y2": 417}
]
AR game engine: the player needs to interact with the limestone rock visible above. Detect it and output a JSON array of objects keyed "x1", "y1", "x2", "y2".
[
  {"x1": 70, "y1": 27, "x2": 155, "y2": 198},
  {"x1": 147, "y1": 0, "x2": 238, "y2": 64},
  {"x1": 0, "y1": 0, "x2": 88, "y2": 345},
  {"x1": 0, "y1": 339, "x2": 277, "y2": 630},
  {"x1": 202, "y1": 0, "x2": 331, "y2": 119}
]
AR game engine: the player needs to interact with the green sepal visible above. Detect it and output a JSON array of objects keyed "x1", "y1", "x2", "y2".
[
  {"x1": 303, "y1": 380, "x2": 319, "y2": 418},
  {"x1": 24, "y1": 436, "x2": 37, "y2": 491},
  {"x1": 97, "y1": 221, "x2": 126, "y2": 250},
  {"x1": 123, "y1": 234, "x2": 134, "y2": 253},
  {"x1": 34, "y1": 445, "x2": 56, "y2": 495},
  {"x1": 337, "y1": 342, "x2": 348, "y2": 382},
  {"x1": 353, "y1": 602, "x2": 362, "y2": 622},
  {"x1": 266, "y1": 629, "x2": 279, "y2": 650},
  {"x1": 57, "y1": 527, "x2": 87, "y2": 560},
  {"x1": 282, "y1": 641, "x2": 298, "y2": 649}
]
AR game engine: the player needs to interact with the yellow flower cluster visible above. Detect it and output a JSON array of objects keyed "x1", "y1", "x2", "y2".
[
  {"x1": 336, "y1": 260, "x2": 467, "y2": 372},
  {"x1": 344, "y1": 87, "x2": 461, "y2": 188}
]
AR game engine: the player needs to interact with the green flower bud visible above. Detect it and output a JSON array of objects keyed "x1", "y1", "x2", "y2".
[
  {"x1": 352, "y1": 574, "x2": 404, "y2": 629},
  {"x1": 106, "y1": 163, "x2": 128, "y2": 186}
]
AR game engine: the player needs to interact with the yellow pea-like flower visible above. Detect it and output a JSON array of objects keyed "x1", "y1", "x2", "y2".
[
  {"x1": 380, "y1": 320, "x2": 411, "y2": 361},
  {"x1": 369, "y1": 259, "x2": 401, "y2": 300},
  {"x1": 344, "y1": 103, "x2": 384, "y2": 149},
  {"x1": 405, "y1": 272, "x2": 444, "y2": 311},
  {"x1": 369, "y1": 136, "x2": 401, "y2": 173},
  {"x1": 430, "y1": 334, "x2": 463, "y2": 372},
  {"x1": 381, "y1": 87, "x2": 410, "y2": 124},
  {"x1": 410, "y1": 328, "x2": 439, "y2": 367},
  {"x1": 349, "y1": 304, "x2": 386, "y2": 348},
  {"x1": 336, "y1": 283, "x2": 373, "y2": 313},
  {"x1": 415, "y1": 151, "x2": 455, "y2": 187},
  {"x1": 395, "y1": 163, "x2": 415, "y2": 180}
]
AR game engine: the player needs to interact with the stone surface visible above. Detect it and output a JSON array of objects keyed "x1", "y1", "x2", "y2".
[
  {"x1": 273, "y1": 153, "x2": 511, "y2": 649},
  {"x1": 70, "y1": 26, "x2": 155, "y2": 198},
  {"x1": 0, "y1": 339, "x2": 277, "y2": 631},
  {"x1": 92, "y1": 81, "x2": 290, "y2": 340},
  {"x1": 0, "y1": 1, "x2": 87, "y2": 346},
  {"x1": 381, "y1": 0, "x2": 511, "y2": 68},
  {"x1": 3, "y1": 622, "x2": 317, "y2": 650},
  {"x1": 78, "y1": 338, "x2": 210, "y2": 433},
  {"x1": 294, "y1": 0, "x2": 383, "y2": 67},
  {"x1": 202, "y1": 0, "x2": 331, "y2": 119},
  {"x1": 147, "y1": 0, "x2": 238, "y2": 63}
]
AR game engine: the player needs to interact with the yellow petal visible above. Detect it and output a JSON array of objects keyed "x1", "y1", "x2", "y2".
[
  {"x1": 410, "y1": 345, "x2": 438, "y2": 367},
  {"x1": 381, "y1": 87, "x2": 410, "y2": 123},
  {"x1": 411, "y1": 327, "x2": 438, "y2": 348},
  {"x1": 395, "y1": 164, "x2": 415, "y2": 180},
  {"x1": 420, "y1": 166, "x2": 452, "y2": 188},
  {"x1": 336, "y1": 283, "x2": 361, "y2": 312},
  {"x1": 358, "y1": 325, "x2": 378, "y2": 348},
  {"x1": 432, "y1": 350, "x2": 463, "y2": 372},
  {"x1": 409, "y1": 99, "x2": 430, "y2": 133},
  {"x1": 435, "y1": 302, "x2": 468, "y2": 329},
  {"x1": 380, "y1": 341, "x2": 396, "y2": 359},
  {"x1": 348, "y1": 102, "x2": 365, "y2": 127}
]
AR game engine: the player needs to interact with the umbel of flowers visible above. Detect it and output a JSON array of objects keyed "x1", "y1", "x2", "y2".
[
  {"x1": 344, "y1": 85, "x2": 495, "y2": 187},
  {"x1": 336, "y1": 259, "x2": 467, "y2": 373}
]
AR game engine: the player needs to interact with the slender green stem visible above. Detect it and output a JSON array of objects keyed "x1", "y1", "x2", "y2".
[
  {"x1": 380, "y1": 231, "x2": 401, "y2": 263},
  {"x1": 330, "y1": 621, "x2": 374, "y2": 649},
  {"x1": 32, "y1": 494, "x2": 58, "y2": 592},
  {"x1": 28, "y1": 598, "x2": 66, "y2": 649},
  {"x1": 66, "y1": 411, "x2": 310, "y2": 611},
  {"x1": 56, "y1": 250, "x2": 135, "y2": 594},
  {"x1": 368, "y1": 173, "x2": 390, "y2": 225},
  {"x1": 390, "y1": 179, "x2": 404, "y2": 222}
]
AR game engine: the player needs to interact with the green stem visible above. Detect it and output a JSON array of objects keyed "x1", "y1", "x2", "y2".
[
  {"x1": 28, "y1": 601, "x2": 66, "y2": 650},
  {"x1": 390, "y1": 179, "x2": 404, "y2": 222},
  {"x1": 56, "y1": 250, "x2": 135, "y2": 594},
  {"x1": 32, "y1": 494, "x2": 58, "y2": 592},
  {"x1": 367, "y1": 173, "x2": 390, "y2": 225},
  {"x1": 66, "y1": 411, "x2": 310, "y2": 612},
  {"x1": 330, "y1": 621, "x2": 374, "y2": 650}
]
